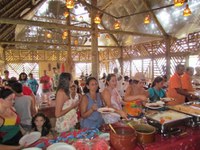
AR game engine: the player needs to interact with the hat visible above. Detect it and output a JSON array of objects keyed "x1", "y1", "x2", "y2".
[{"x1": 133, "y1": 72, "x2": 146, "y2": 82}]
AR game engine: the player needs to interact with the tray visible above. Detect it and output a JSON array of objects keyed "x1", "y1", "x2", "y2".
[
  {"x1": 146, "y1": 110, "x2": 191, "y2": 135},
  {"x1": 169, "y1": 101, "x2": 200, "y2": 126},
  {"x1": 169, "y1": 101, "x2": 200, "y2": 117}
]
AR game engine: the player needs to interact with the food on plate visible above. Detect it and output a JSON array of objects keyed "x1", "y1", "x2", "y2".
[{"x1": 97, "y1": 107, "x2": 115, "y2": 114}]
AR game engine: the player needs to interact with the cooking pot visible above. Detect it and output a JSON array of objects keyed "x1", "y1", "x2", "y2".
[
  {"x1": 110, "y1": 126, "x2": 136, "y2": 150},
  {"x1": 134, "y1": 124, "x2": 156, "y2": 144}
]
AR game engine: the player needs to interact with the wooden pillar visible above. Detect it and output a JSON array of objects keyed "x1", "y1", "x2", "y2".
[
  {"x1": 185, "y1": 55, "x2": 189, "y2": 67},
  {"x1": 165, "y1": 36, "x2": 171, "y2": 77},
  {"x1": 91, "y1": 0, "x2": 99, "y2": 79},
  {"x1": 2, "y1": 47, "x2": 7, "y2": 70},
  {"x1": 119, "y1": 47, "x2": 124, "y2": 75},
  {"x1": 152, "y1": 58, "x2": 154, "y2": 81},
  {"x1": 130, "y1": 60, "x2": 132, "y2": 77},
  {"x1": 66, "y1": 9, "x2": 72, "y2": 73},
  {"x1": 104, "y1": 61, "x2": 109, "y2": 74},
  {"x1": 142, "y1": 59, "x2": 144, "y2": 73}
]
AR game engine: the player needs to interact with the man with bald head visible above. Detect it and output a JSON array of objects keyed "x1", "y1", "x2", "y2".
[{"x1": 167, "y1": 64, "x2": 197, "y2": 105}]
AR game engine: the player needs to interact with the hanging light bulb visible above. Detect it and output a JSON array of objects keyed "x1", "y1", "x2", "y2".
[
  {"x1": 63, "y1": 11, "x2": 69, "y2": 18},
  {"x1": 63, "y1": 31, "x2": 68, "y2": 37},
  {"x1": 46, "y1": 33, "x2": 52, "y2": 39},
  {"x1": 183, "y1": 4, "x2": 192, "y2": 16},
  {"x1": 114, "y1": 20, "x2": 121, "y2": 30},
  {"x1": 94, "y1": 14, "x2": 101, "y2": 24},
  {"x1": 174, "y1": 0, "x2": 185, "y2": 7},
  {"x1": 62, "y1": 35, "x2": 67, "y2": 40},
  {"x1": 144, "y1": 15, "x2": 150, "y2": 24},
  {"x1": 74, "y1": 39, "x2": 78, "y2": 46},
  {"x1": 66, "y1": 0, "x2": 74, "y2": 9}
]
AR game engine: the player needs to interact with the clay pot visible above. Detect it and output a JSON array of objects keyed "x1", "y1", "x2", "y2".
[
  {"x1": 134, "y1": 124, "x2": 156, "y2": 144},
  {"x1": 110, "y1": 126, "x2": 137, "y2": 150}
]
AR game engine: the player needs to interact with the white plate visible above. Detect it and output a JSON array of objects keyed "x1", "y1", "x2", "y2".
[
  {"x1": 161, "y1": 97, "x2": 174, "y2": 102},
  {"x1": 145, "y1": 102, "x2": 164, "y2": 109},
  {"x1": 97, "y1": 107, "x2": 115, "y2": 114},
  {"x1": 47, "y1": 143, "x2": 76, "y2": 150},
  {"x1": 19, "y1": 132, "x2": 41, "y2": 146}
]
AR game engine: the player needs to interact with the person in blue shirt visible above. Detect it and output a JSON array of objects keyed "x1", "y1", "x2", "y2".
[
  {"x1": 27, "y1": 73, "x2": 39, "y2": 95},
  {"x1": 148, "y1": 76, "x2": 166, "y2": 102}
]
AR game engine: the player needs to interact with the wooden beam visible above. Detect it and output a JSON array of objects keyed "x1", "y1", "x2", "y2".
[
  {"x1": 98, "y1": 28, "x2": 163, "y2": 38},
  {"x1": 0, "y1": 18, "x2": 92, "y2": 32},
  {"x1": 0, "y1": 18, "x2": 163, "y2": 38},
  {"x1": 91, "y1": 0, "x2": 99, "y2": 79},
  {"x1": 142, "y1": 0, "x2": 167, "y2": 36},
  {"x1": 0, "y1": 41, "x2": 120, "y2": 48}
]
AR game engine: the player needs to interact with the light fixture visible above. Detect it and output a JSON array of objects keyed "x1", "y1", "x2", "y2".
[
  {"x1": 183, "y1": 4, "x2": 192, "y2": 16},
  {"x1": 144, "y1": 15, "x2": 150, "y2": 24},
  {"x1": 114, "y1": 20, "x2": 121, "y2": 30},
  {"x1": 94, "y1": 14, "x2": 101, "y2": 24},
  {"x1": 63, "y1": 31, "x2": 68, "y2": 37},
  {"x1": 74, "y1": 39, "x2": 78, "y2": 46},
  {"x1": 174, "y1": 0, "x2": 185, "y2": 7},
  {"x1": 46, "y1": 33, "x2": 52, "y2": 39},
  {"x1": 63, "y1": 11, "x2": 69, "y2": 18},
  {"x1": 66, "y1": 0, "x2": 74, "y2": 9},
  {"x1": 62, "y1": 35, "x2": 67, "y2": 40}
]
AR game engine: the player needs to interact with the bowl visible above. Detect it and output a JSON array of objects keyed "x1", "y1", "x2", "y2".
[
  {"x1": 110, "y1": 126, "x2": 136, "y2": 150},
  {"x1": 134, "y1": 124, "x2": 156, "y2": 144}
]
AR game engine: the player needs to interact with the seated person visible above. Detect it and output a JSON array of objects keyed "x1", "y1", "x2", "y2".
[
  {"x1": 31, "y1": 113, "x2": 53, "y2": 139},
  {"x1": 80, "y1": 77, "x2": 104, "y2": 129},
  {"x1": 0, "y1": 87, "x2": 24, "y2": 149},
  {"x1": 148, "y1": 76, "x2": 166, "y2": 102}
]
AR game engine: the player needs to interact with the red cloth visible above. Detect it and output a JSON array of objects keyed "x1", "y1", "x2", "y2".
[
  {"x1": 22, "y1": 86, "x2": 33, "y2": 95},
  {"x1": 40, "y1": 75, "x2": 51, "y2": 90},
  {"x1": 61, "y1": 63, "x2": 65, "y2": 73},
  {"x1": 143, "y1": 127, "x2": 200, "y2": 150}
]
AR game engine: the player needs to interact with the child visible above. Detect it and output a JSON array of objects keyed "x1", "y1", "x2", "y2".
[{"x1": 31, "y1": 113, "x2": 53, "y2": 139}]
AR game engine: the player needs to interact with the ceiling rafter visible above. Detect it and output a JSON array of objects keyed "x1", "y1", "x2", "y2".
[{"x1": 0, "y1": 40, "x2": 121, "y2": 48}]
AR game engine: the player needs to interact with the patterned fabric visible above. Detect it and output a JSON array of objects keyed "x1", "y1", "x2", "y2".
[
  {"x1": 124, "y1": 100, "x2": 143, "y2": 117},
  {"x1": 0, "y1": 109, "x2": 22, "y2": 144},
  {"x1": 55, "y1": 100, "x2": 78, "y2": 133}
]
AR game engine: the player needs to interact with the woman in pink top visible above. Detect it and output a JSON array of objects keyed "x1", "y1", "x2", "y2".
[{"x1": 101, "y1": 74, "x2": 127, "y2": 124}]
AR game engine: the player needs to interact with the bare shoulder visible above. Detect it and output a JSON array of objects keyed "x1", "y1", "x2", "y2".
[{"x1": 102, "y1": 88, "x2": 110, "y2": 95}]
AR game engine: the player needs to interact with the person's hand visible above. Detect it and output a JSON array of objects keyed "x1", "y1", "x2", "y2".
[
  {"x1": 118, "y1": 110, "x2": 128, "y2": 120},
  {"x1": 191, "y1": 94, "x2": 199, "y2": 100},
  {"x1": 91, "y1": 104, "x2": 98, "y2": 111}
]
